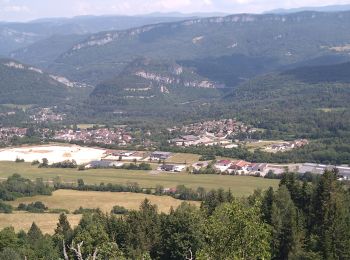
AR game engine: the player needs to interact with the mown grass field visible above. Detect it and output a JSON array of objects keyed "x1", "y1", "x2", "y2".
[
  {"x1": 0, "y1": 212, "x2": 81, "y2": 234},
  {"x1": 76, "y1": 124, "x2": 105, "y2": 129},
  {"x1": 244, "y1": 140, "x2": 285, "y2": 152},
  {"x1": 0, "y1": 161, "x2": 279, "y2": 195},
  {"x1": 165, "y1": 153, "x2": 201, "y2": 164},
  {"x1": 8, "y1": 190, "x2": 197, "y2": 213},
  {"x1": 2, "y1": 190, "x2": 198, "y2": 234}
]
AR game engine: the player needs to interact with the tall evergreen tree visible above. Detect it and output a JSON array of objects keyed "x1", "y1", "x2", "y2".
[
  {"x1": 271, "y1": 185, "x2": 305, "y2": 259},
  {"x1": 312, "y1": 169, "x2": 350, "y2": 259},
  {"x1": 27, "y1": 222, "x2": 43, "y2": 243},
  {"x1": 124, "y1": 199, "x2": 161, "y2": 259}
]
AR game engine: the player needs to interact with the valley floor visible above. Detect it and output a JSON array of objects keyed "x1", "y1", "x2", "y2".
[{"x1": 0, "y1": 161, "x2": 279, "y2": 193}]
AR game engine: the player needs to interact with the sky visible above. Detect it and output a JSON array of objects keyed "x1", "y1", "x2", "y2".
[{"x1": 1, "y1": 0, "x2": 350, "y2": 22}]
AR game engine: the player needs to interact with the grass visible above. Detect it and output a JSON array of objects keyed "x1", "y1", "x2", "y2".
[
  {"x1": 0, "y1": 161, "x2": 278, "y2": 196},
  {"x1": 165, "y1": 153, "x2": 201, "y2": 165},
  {"x1": 317, "y1": 107, "x2": 347, "y2": 113},
  {"x1": 0, "y1": 158, "x2": 279, "y2": 234},
  {"x1": 3, "y1": 190, "x2": 198, "y2": 234},
  {"x1": 245, "y1": 140, "x2": 285, "y2": 152},
  {"x1": 0, "y1": 212, "x2": 81, "y2": 234},
  {"x1": 75, "y1": 124, "x2": 105, "y2": 129},
  {"x1": 1, "y1": 104, "x2": 33, "y2": 111},
  {"x1": 8, "y1": 190, "x2": 196, "y2": 213}
]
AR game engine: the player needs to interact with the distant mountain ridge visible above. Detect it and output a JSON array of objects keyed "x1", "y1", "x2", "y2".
[
  {"x1": 45, "y1": 11, "x2": 350, "y2": 85},
  {"x1": 0, "y1": 15, "x2": 191, "y2": 56},
  {"x1": 267, "y1": 4, "x2": 350, "y2": 14}
]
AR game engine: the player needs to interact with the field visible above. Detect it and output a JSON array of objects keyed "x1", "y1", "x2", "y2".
[
  {"x1": 8, "y1": 190, "x2": 197, "y2": 213},
  {"x1": 165, "y1": 153, "x2": 201, "y2": 164},
  {"x1": 76, "y1": 124, "x2": 105, "y2": 129},
  {"x1": 1, "y1": 104, "x2": 33, "y2": 111},
  {"x1": 0, "y1": 212, "x2": 81, "y2": 234},
  {"x1": 244, "y1": 140, "x2": 285, "y2": 152},
  {"x1": 2, "y1": 190, "x2": 198, "y2": 234},
  {"x1": 0, "y1": 161, "x2": 279, "y2": 195},
  {"x1": 0, "y1": 154, "x2": 279, "y2": 234}
]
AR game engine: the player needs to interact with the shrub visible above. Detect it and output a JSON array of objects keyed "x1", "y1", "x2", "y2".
[
  {"x1": 0, "y1": 201, "x2": 13, "y2": 213},
  {"x1": 17, "y1": 201, "x2": 48, "y2": 213},
  {"x1": 111, "y1": 205, "x2": 128, "y2": 215},
  {"x1": 31, "y1": 160, "x2": 40, "y2": 165},
  {"x1": 15, "y1": 158, "x2": 25, "y2": 163},
  {"x1": 48, "y1": 208, "x2": 70, "y2": 214},
  {"x1": 73, "y1": 207, "x2": 100, "y2": 214}
]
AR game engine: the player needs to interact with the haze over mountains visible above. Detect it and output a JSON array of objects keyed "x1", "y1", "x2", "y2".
[
  {"x1": 267, "y1": 4, "x2": 350, "y2": 14},
  {"x1": 0, "y1": 15, "x2": 195, "y2": 56}
]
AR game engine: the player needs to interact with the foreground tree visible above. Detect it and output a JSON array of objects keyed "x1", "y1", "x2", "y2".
[
  {"x1": 124, "y1": 199, "x2": 161, "y2": 259},
  {"x1": 158, "y1": 203, "x2": 204, "y2": 259},
  {"x1": 271, "y1": 185, "x2": 305, "y2": 259},
  {"x1": 199, "y1": 199, "x2": 271, "y2": 259},
  {"x1": 312, "y1": 169, "x2": 350, "y2": 259}
]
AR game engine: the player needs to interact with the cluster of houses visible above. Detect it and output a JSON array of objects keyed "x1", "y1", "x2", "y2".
[
  {"x1": 192, "y1": 159, "x2": 273, "y2": 176},
  {"x1": 53, "y1": 128, "x2": 134, "y2": 146},
  {"x1": 30, "y1": 108, "x2": 65, "y2": 123},
  {"x1": 84, "y1": 150, "x2": 174, "y2": 169},
  {"x1": 0, "y1": 127, "x2": 27, "y2": 144},
  {"x1": 101, "y1": 150, "x2": 173, "y2": 163},
  {"x1": 169, "y1": 119, "x2": 249, "y2": 136},
  {"x1": 169, "y1": 134, "x2": 236, "y2": 148},
  {"x1": 168, "y1": 119, "x2": 252, "y2": 148},
  {"x1": 266, "y1": 139, "x2": 309, "y2": 152},
  {"x1": 103, "y1": 150, "x2": 148, "y2": 161},
  {"x1": 216, "y1": 160, "x2": 268, "y2": 175}
]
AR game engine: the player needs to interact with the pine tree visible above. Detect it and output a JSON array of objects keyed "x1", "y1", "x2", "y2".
[
  {"x1": 271, "y1": 185, "x2": 304, "y2": 259},
  {"x1": 261, "y1": 187, "x2": 274, "y2": 225},
  {"x1": 124, "y1": 199, "x2": 161, "y2": 259},
  {"x1": 54, "y1": 213, "x2": 72, "y2": 239},
  {"x1": 312, "y1": 169, "x2": 350, "y2": 259},
  {"x1": 27, "y1": 222, "x2": 43, "y2": 243}
]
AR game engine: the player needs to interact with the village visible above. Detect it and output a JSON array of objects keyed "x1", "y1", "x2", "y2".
[
  {"x1": 0, "y1": 127, "x2": 27, "y2": 145},
  {"x1": 53, "y1": 127, "x2": 134, "y2": 146},
  {"x1": 30, "y1": 107, "x2": 65, "y2": 123},
  {"x1": 167, "y1": 119, "x2": 309, "y2": 152},
  {"x1": 168, "y1": 118, "x2": 250, "y2": 148},
  {"x1": 0, "y1": 119, "x2": 341, "y2": 181}
]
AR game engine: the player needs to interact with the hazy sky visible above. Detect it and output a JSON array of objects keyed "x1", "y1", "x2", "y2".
[{"x1": 1, "y1": 0, "x2": 350, "y2": 22}]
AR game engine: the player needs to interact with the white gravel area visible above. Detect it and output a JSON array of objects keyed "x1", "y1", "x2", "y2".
[{"x1": 0, "y1": 144, "x2": 106, "y2": 164}]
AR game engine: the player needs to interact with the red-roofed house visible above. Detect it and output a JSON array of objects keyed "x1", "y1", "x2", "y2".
[
  {"x1": 231, "y1": 160, "x2": 251, "y2": 174},
  {"x1": 214, "y1": 159, "x2": 232, "y2": 172}
]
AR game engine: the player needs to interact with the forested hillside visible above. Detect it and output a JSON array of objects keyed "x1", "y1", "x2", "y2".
[
  {"x1": 87, "y1": 58, "x2": 223, "y2": 115},
  {"x1": 49, "y1": 11, "x2": 350, "y2": 84},
  {"x1": 219, "y1": 61, "x2": 350, "y2": 163},
  {"x1": 227, "y1": 61, "x2": 350, "y2": 136},
  {"x1": 0, "y1": 59, "x2": 91, "y2": 106}
]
